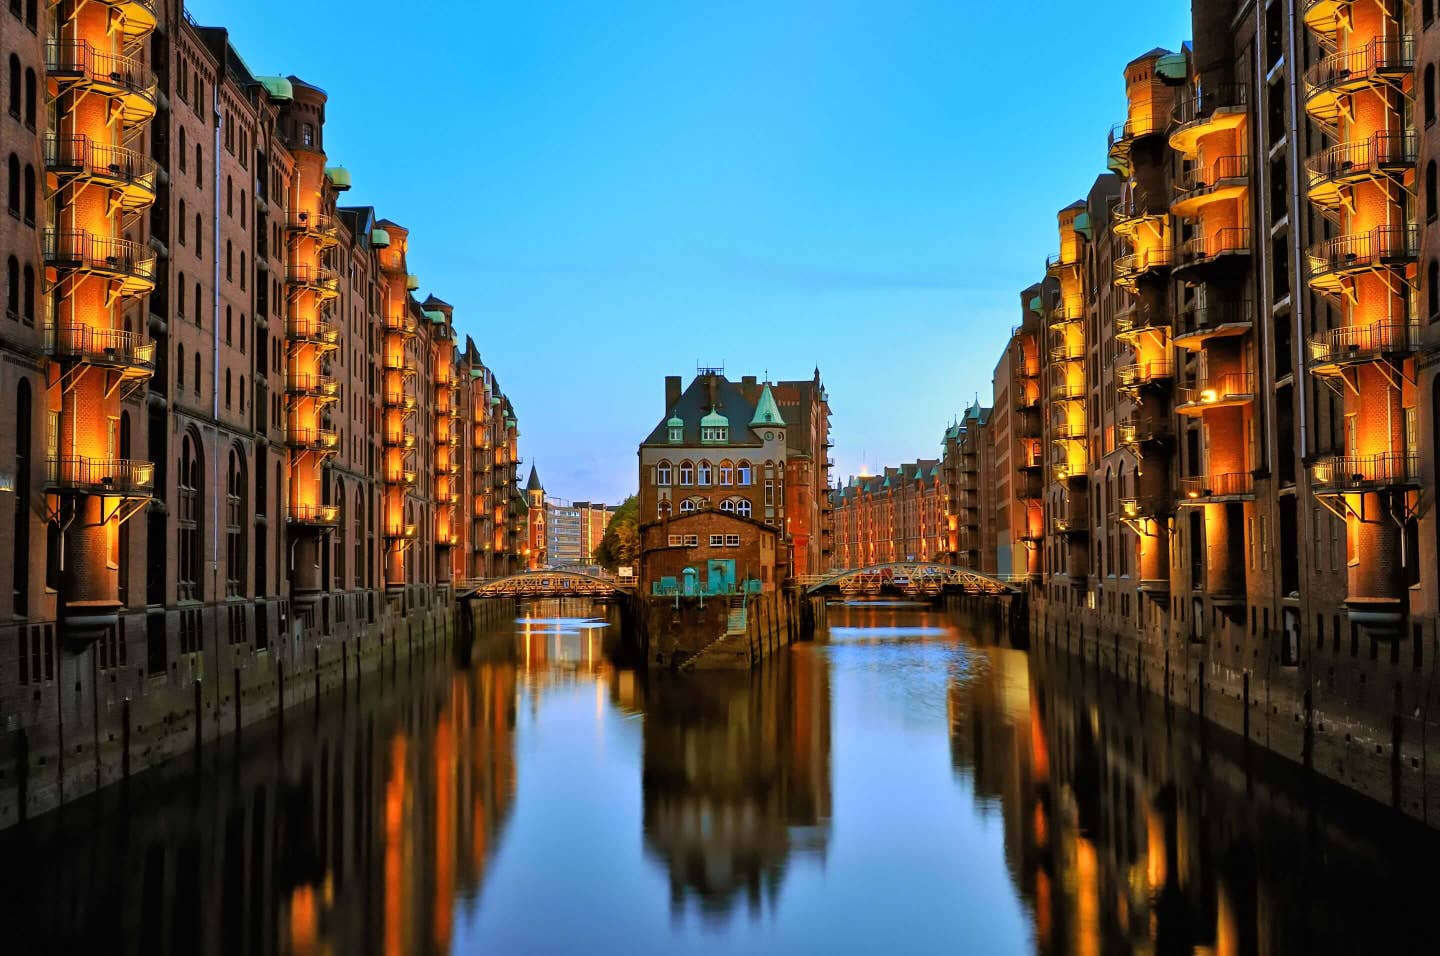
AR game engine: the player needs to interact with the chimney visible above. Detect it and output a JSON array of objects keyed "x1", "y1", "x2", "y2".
[
  {"x1": 665, "y1": 375, "x2": 682, "y2": 411},
  {"x1": 706, "y1": 375, "x2": 718, "y2": 412},
  {"x1": 742, "y1": 375, "x2": 757, "y2": 390}
]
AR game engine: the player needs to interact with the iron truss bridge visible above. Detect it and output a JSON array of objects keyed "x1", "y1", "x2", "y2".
[
  {"x1": 803, "y1": 563, "x2": 1019, "y2": 596},
  {"x1": 458, "y1": 569, "x2": 632, "y2": 599}
]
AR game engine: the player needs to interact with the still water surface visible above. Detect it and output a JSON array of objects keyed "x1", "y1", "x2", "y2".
[{"x1": 3, "y1": 601, "x2": 1434, "y2": 954}]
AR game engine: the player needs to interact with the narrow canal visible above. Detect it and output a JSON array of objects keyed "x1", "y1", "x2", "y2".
[{"x1": 2, "y1": 600, "x2": 1435, "y2": 954}]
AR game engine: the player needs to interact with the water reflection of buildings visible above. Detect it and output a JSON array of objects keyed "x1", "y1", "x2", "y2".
[
  {"x1": 1, "y1": 658, "x2": 518, "y2": 956},
  {"x1": 948, "y1": 615, "x2": 1437, "y2": 955},
  {"x1": 639, "y1": 654, "x2": 832, "y2": 922}
]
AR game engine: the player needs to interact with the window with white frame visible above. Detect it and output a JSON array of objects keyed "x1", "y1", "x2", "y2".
[
  {"x1": 720, "y1": 498, "x2": 735, "y2": 512},
  {"x1": 668, "y1": 534, "x2": 684, "y2": 546},
  {"x1": 669, "y1": 425, "x2": 683, "y2": 442},
  {"x1": 764, "y1": 479, "x2": 774, "y2": 506},
  {"x1": 701, "y1": 425, "x2": 728, "y2": 443},
  {"x1": 710, "y1": 534, "x2": 724, "y2": 547},
  {"x1": 737, "y1": 460, "x2": 752, "y2": 485},
  {"x1": 680, "y1": 499, "x2": 696, "y2": 513},
  {"x1": 724, "y1": 534, "x2": 740, "y2": 547},
  {"x1": 679, "y1": 461, "x2": 694, "y2": 485},
  {"x1": 736, "y1": 499, "x2": 752, "y2": 518},
  {"x1": 719, "y1": 460, "x2": 733, "y2": 485},
  {"x1": 697, "y1": 460, "x2": 712, "y2": 485},
  {"x1": 684, "y1": 535, "x2": 698, "y2": 546},
  {"x1": 656, "y1": 461, "x2": 672, "y2": 486}
]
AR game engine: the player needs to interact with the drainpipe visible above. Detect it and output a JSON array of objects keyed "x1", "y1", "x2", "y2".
[
  {"x1": 1288, "y1": 4, "x2": 1308, "y2": 462},
  {"x1": 212, "y1": 87, "x2": 222, "y2": 586}
]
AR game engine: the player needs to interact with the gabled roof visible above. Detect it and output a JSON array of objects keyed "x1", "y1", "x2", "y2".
[{"x1": 641, "y1": 375, "x2": 765, "y2": 448}]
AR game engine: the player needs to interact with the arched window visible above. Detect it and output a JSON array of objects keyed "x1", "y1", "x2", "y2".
[
  {"x1": 718, "y1": 460, "x2": 733, "y2": 485},
  {"x1": 178, "y1": 199, "x2": 187, "y2": 244},
  {"x1": 239, "y1": 252, "x2": 246, "y2": 290},
  {"x1": 22, "y1": 265, "x2": 32, "y2": 323},
  {"x1": 194, "y1": 281, "x2": 202, "y2": 325},
  {"x1": 23, "y1": 67, "x2": 34, "y2": 127},
  {"x1": 195, "y1": 143, "x2": 202, "y2": 185},
  {"x1": 6, "y1": 56, "x2": 17, "y2": 117},
  {"x1": 5, "y1": 256, "x2": 16, "y2": 317},
  {"x1": 6, "y1": 154, "x2": 18, "y2": 214},
  {"x1": 22, "y1": 163, "x2": 32, "y2": 222},
  {"x1": 697, "y1": 460, "x2": 712, "y2": 486},
  {"x1": 177, "y1": 344, "x2": 185, "y2": 389},
  {"x1": 225, "y1": 447, "x2": 246, "y2": 598},
  {"x1": 655, "y1": 460, "x2": 672, "y2": 486},
  {"x1": 178, "y1": 433, "x2": 204, "y2": 602},
  {"x1": 678, "y1": 460, "x2": 694, "y2": 486},
  {"x1": 679, "y1": 498, "x2": 696, "y2": 513},
  {"x1": 225, "y1": 304, "x2": 232, "y2": 344},
  {"x1": 224, "y1": 368, "x2": 232, "y2": 407},
  {"x1": 225, "y1": 239, "x2": 232, "y2": 280},
  {"x1": 720, "y1": 499, "x2": 735, "y2": 512},
  {"x1": 737, "y1": 460, "x2": 752, "y2": 486},
  {"x1": 1428, "y1": 161, "x2": 1437, "y2": 220},
  {"x1": 179, "y1": 127, "x2": 187, "y2": 173},
  {"x1": 1428, "y1": 64, "x2": 1437, "y2": 126},
  {"x1": 226, "y1": 175, "x2": 233, "y2": 216},
  {"x1": 1430, "y1": 260, "x2": 1439, "y2": 318},
  {"x1": 193, "y1": 353, "x2": 200, "y2": 395},
  {"x1": 1427, "y1": 0, "x2": 1435, "y2": 26},
  {"x1": 240, "y1": 191, "x2": 247, "y2": 228},
  {"x1": 735, "y1": 499, "x2": 752, "y2": 519},
  {"x1": 238, "y1": 375, "x2": 245, "y2": 412},
  {"x1": 12, "y1": 378, "x2": 31, "y2": 615},
  {"x1": 177, "y1": 272, "x2": 186, "y2": 316}
]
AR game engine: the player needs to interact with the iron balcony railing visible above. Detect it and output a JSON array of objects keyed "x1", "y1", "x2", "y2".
[
  {"x1": 384, "y1": 312, "x2": 417, "y2": 335},
  {"x1": 386, "y1": 469, "x2": 418, "y2": 486},
  {"x1": 43, "y1": 229, "x2": 156, "y2": 286},
  {"x1": 1117, "y1": 359, "x2": 1174, "y2": 389},
  {"x1": 44, "y1": 40, "x2": 158, "y2": 110},
  {"x1": 382, "y1": 353, "x2": 413, "y2": 373},
  {"x1": 1052, "y1": 421, "x2": 1086, "y2": 441},
  {"x1": 1016, "y1": 444, "x2": 1045, "y2": 470},
  {"x1": 288, "y1": 503, "x2": 340, "y2": 526},
  {"x1": 1177, "y1": 371, "x2": 1255, "y2": 409},
  {"x1": 1109, "y1": 114, "x2": 1164, "y2": 149},
  {"x1": 384, "y1": 391, "x2": 417, "y2": 411},
  {"x1": 1118, "y1": 417, "x2": 1173, "y2": 446},
  {"x1": 286, "y1": 374, "x2": 340, "y2": 398},
  {"x1": 1053, "y1": 515, "x2": 1088, "y2": 534},
  {"x1": 45, "y1": 324, "x2": 155, "y2": 372},
  {"x1": 1113, "y1": 246, "x2": 1174, "y2": 283},
  {"x1": 286, "y1": 318, "x2": 340, "y2": 347},
  {"x1": 287, "y1": 427, "x2": 339, "y2": 452},
  {"x1": 46, "y1": 456, "x2": 153, "y2": 495},
  {"x1": 1307, "y1": 224, "x2": 1419, "y2": 282},
  {"x1": 1174, "y1": 154, "x2": 1249, "y2": 201},
  {"x1": 1309, "y1": 320, "x2": 1420, "y2": 368},
  {"x1": 1176, "y1": 300, "x2": 1254, "y2": 341},
  {"x1": 1305, "y1": 131, "x2": 1418, "y2": 186},
  {"x1": 1177, "y1": 227, "x2": 1251, "y2": 268},
  {"x1": 1119, "y1": 495, "x2": 1172, "y2": 520},
  {"x1": 385, "y1": 431, "x2": 416, "y2": 449},
  {"x1": 1172, "y1": 82, "x2": 1248, "y2": 129},
  {"x1": 382, "y1": 523, "x2": 417, "y2": 538},
  {"x1": 44, "y1": 134, "x2": 158, "y2": 202},
  {"x1": 285, "y1": 211, "x2": 337, "y2": 237},
  {"x1": 285, "y1": 264, "x2": 340, "y2": 293},
  {"x1": 1180, "y1": 472, "x2": 1254, "y2": 500},
  {"x1": 1051, "y1": 382, "x2": 1086, "y2": 402},
  {"x1": 1305, "y1": 35, "x2": 1415, "y2": 96},
  {"x1": 1310, "y1": 452, "x2": 1421, "y2": 492},
  {"x1": 1045, "y1": 252, "x2": 1080, "y2": 277},
  {"x1": 1050, "y1": 342, "x2": 1085, "y2": 363}
]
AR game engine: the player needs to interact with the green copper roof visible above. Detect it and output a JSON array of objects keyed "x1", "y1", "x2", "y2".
[
  {"x1": 930, "y1": 464, "x2": 941, "y2": 478},
  {"x1": 749, "y1": 384, "x2": 786, "y2": 427},
  {"x1": 257, "y1": 76, "x2": 294, "y2": 101},
  {"x1": 882, "y1": 475, "x2": 892, "y2": 489},
  {"x1": 490, "y1": 395, "x2": 501, "y2": 406},
  {"x1": 370, "y1": 228, "x2": 390, "y2": 247},
  {"x1": 405, "y1": 274, "x2": 420, "y2": 291},
  {"x1": 423, "y1": 309, "x2": 446, "y2": 324},
  {"x1": 666, "y1": 413, "x2": 684, "y2": 428},
  {"x1": 1073, "y1": 211, "x2": 1092, "y2": 239},
  {"x1": 912, "y1": 467, "x2": 923, "y2": 480},
  {"x1": 1157, "y1": 52, "x2": 1188, "y2": 81},
  {"x1": 1028, "y1": 295, "x2": 1043, "y2": 314},
  {"x1": 324, "y1": 166, "x2": 351, "y2": 191},
  {"x1": 700, "y1": 409, "x2": 729, "y2": 427},
  {"x1": 504, "y1": 416, "x2": 517, "y2": 429},
  {"x1": 470, "y1": 367, "x2": 484, "y2": 379}
]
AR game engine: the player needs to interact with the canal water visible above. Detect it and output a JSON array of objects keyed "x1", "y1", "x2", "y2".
[{"x1": 2, "y1": 600, "x2": 1436, "y2": 954}]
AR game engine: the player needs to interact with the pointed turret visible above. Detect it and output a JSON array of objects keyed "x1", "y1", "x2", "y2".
[
  {"x1": 750, "y1": 384, "x2": 786, "y2": 427},
  {"x1": 526, "y1": 464, "x2": 543, "y2": 493}
]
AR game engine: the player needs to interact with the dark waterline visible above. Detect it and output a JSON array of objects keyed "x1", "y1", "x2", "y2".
[{"x1": 2, "y1": 599, "x2": 1435, "y2": 954}]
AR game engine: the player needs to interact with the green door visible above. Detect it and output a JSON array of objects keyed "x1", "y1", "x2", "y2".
[{"x1": 706, "y1": 559, "x2": 736, "y2": 595}]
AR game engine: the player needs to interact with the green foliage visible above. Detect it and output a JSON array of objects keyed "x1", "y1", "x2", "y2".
[{"x1": 593, "y1": 494, "x2": 639, "y2": 570}]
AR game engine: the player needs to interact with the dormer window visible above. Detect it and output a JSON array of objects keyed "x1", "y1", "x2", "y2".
[
  {"x1": 669, "y1": 426, "x2": 683, "y2": 443},
  {"x1": 701, "y1": 425, "x2": 728, "y2": 443}
]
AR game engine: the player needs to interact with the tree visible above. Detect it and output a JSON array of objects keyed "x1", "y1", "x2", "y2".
[{"x1": 593, "y1": 494, "x2": 639, "y2": 570}]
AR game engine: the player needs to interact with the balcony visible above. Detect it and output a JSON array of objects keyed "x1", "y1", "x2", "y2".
[
  {"x1": 1171, "y1": 154, "x2": 1249, "y2": 219},
  {"x1": 385, "y1": 523, "x2": 419, "y2": 540},
  {"x1": 46, "y1": 456, "x2": 153, "y2": 496},
  {"x1": 382, "y1": 353, "x2": 415, "y2": 376},
  {"x1": 1114, "y1": 306, "x2": 1169, "y2": 341},
  {"x1": 43, "y1": 230, "x2": 156, "y2": 296},
  {"x1": 1310, "y1": 452, "x2": 1421, "y2": 494},
  {"x1": 1117, "y1": 359, "x2": 1174, "y2": 391},
  {"x1": 1051, "y1": 421, "x2": 1086, "y2": 442},
  {"x1": 45, "y1": 325, "x2": 155, "y2": 378},
  {"x1": 288, "y1": 503, "x2": 340, "y2": 528},
  {"x1": 1305, "y1": 132, "x2": 1417, "y2": 214},
  {"x1": 387, "y1": 469, "x2": 418, "y2": 487},
  {"x1": 1110, "y1": 192, "x2": 1166, "y2": 241},
  {"x1": 384, "y1": 312, "x2": 418, "y2": 336},
  {"x1": 287, "y1": 426, "x2": 339, "y2": 454},
  {"x1": 97, "y1": 0, "x2": 159, "y2": 40},
  {"x1": 1016, "y1": 444, "x2": 1045, "y2": 472},
  {"x1": 286, "y1": 265, "x2": 340, "y2": 298},
  {"x1": 1300, "y1": 0, "x2": 1346, "y2": 43},
  {"x1": 1307, "y1": 225, "x2": 1418, "y2": 296},
  {"x1": 1049, "y1": 303, "x2": 1084, "y2": 328},
  {"x1": 1174, "y1": 300, "x2": 1254, "y2": 349},
  {"x1": 1013, "y1": 383, "x2": 1041, "y2": 411},
  {"x1": 287, "y1": 318, "x2": 340, "y2": 350},
  {"x1": 1113, "y1": 245, "x2": 1173, "y2": 288},
  {"x1": 1174, "y1": 227, "x2": 1250, "y2": 279},
  {"x1": 1045, "y1": 252, "x2": 1080, "y2": 279},
  {"x1": 1054, "y1": 457, "x2": 1088, "y2": 482},
  {"x1": 1051, "y1": 382, "x2": 1086, "y2": 404},
  {"x1": 1050, "y1": 342, "x2": 1084, "y2": 364},
  {"x1": 1119, "y1": 496, "x2": 1172, "y2": 521},
  {"x1": 1052, "y1": 516, "x2": 1088, "y2": 536},
  {"x1": 1118, "y1": 415, "x2": 1173, "y2": 448},
  {"x1": 385, "y1": 431, "x2": 416, "y2": 450},
  {"x1": 1176, "y1": 371, "x2": 1254, "y2": 415},
  {"x1": 1179, "y1": 472, "x2": 1255, "y2": 503},
  {"x1": 1108, "y1": 113, "x2": 1165, "y2": 173},
  {"x1": 1304, "y1": 36, "x2": 1415, "y2": 128},
  {"x1": 285, "y1": 211, "x2": 338, "y2": 246},
  {"x1": 1308, "y1": 321, "x2": 1419, "y2": 375},
  {"x1": 286, "y1": 374, "x2": 340, "y2": 401},
  {"x1": 44, "y1": 135, "x2": 158, "y2": 211},
  {"x1": 45, "y1": 40, "x2": 157, "y2": 124},
  {"x1": 1169, "y1": 83, "x2": 1247, "y2": 156},
  {"x1": 385, "y1": 391, "x2": 418, "y2": 413}
]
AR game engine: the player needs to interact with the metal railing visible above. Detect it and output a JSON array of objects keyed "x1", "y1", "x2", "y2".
[
  {"x1": 1178, "y1": 227, "x2": 1251, "y2": 266},
  {"x1": 288, "y1": 503, "x2": 340, "y2": 525},
  {"x1": 1310, "y1": 452, "x2": 1420, "y2": 491},
  {"x1": 1051, "y1": 382, "x2": 1087, "y2": 402},
  {"x1": 1119, "y1": 495, "x2": 1172, "y2": 519},
  {"x1": 1176, "y1": 300, "x2": 1254, "y2": 339},
  {"x1": 1114, "y1": 246, "x2": 1174, "y2": 281},
  {"x1": 1051, "y1": 421, "x2": 1086, "y2": 440},
  {"x1": 43, "y1": 230, "x2": 156, "y2": 283},
  {"x1": 384, "y1": 312, "x2": 417, "y2": 335},
  {"x1": 287, "y1": 426, "x2": 339, "y2": 451},
  {"x1": 286, "y1": 374, "x2": 340, "y2": 397},
  {"x1": 286, "y1": 318, "x2": 339, "y2": 346},
  {"x1": 1309, "y1": 321, "x2": 1420, "y2": 366},
  {"x1": 46, "y1": 456, "x2": 153, "y2": 495},
  {"x1": 1050, "y1": 342, "x2": 1084, "y2": 363},
  {"x1": 1179, "y1": 472, "x2": 1254, "y2": 500},
  {"x1": 286, "y1": 211, "x2": 336, "y2": 235},
  {"x1": 44, "y1": 135, "x2": 158, "y2": 196},
  {"x1": 286, "y1": 264, "x2": 340, "y2": 292},
  {"x1": 384, "y1": 391, "x2": 417, "y2": 410},
  {"x1": 1177, "y1": 371, "x2": 1255, "y2": 408},
  {"x1": 45, "y1": 40, "x2": 157, "y2": 104},
  {"x1": 1305, "y1": 35, "x2": 1415, "y2": 95},
  {"x1": 1175, "y1": 154, "x2": 1249, "y2": 197},
  {"x1": 1171, "y1": 82, "x2": 1248, "y2": 128},
  {"x1": 1307, "y1": 224, "x2": 1419, "y2": 279},
  {"x1": 45, "y1": 325, "x2": 155, "y2": 370},
  {"x1": 1305, "y1": 130, "x2": 1418, "y2": 185},
  {"x1": 1117, "y1": 359, "x2": 1174, "y2": 389}
]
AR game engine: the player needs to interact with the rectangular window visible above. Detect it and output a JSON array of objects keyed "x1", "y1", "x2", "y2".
[
  {"x1": 684, "y1": 535, "x2": 698, "y2": 547},
  {"x1": 764, "y1": 480, "x2": 774, "y2": 506},
  {"x1": 725, "y1": 534, "x2": 740, "y2": 547},
  {"x1": 710, "y1": 534, "x2": 724, "y2": 547},
  {"x1": 668, "y1": 534, "x2": 683, "y2": 547}
]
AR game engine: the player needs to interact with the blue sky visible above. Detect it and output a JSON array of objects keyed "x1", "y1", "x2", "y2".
[{"x1": 193, "y1": 0, "x2": 1192, "y2": 504}]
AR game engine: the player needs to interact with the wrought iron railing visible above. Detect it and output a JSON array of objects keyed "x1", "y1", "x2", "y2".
[{"x1": 1310, "y1": 452, "x2": 1420, "y2": 492}]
